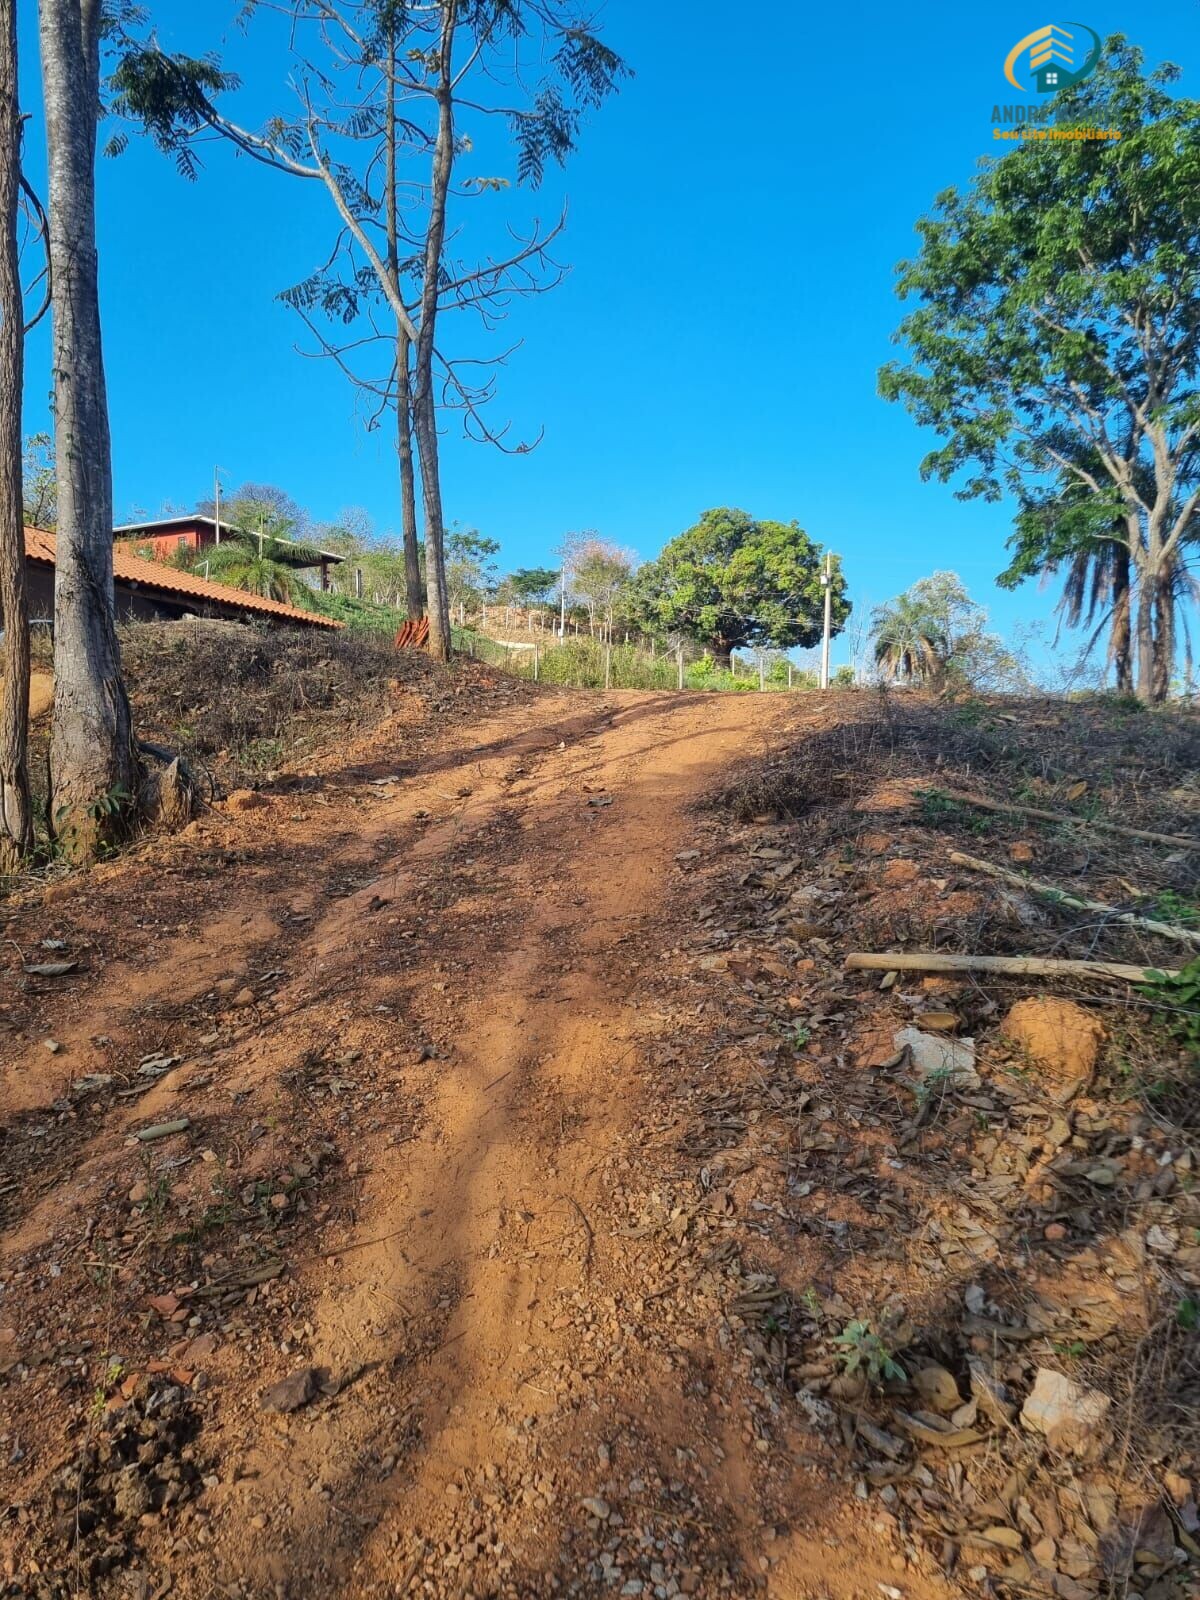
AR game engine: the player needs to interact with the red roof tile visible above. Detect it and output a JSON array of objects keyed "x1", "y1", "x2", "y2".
[{"x1": 24, "y1": 527, "x2": 342, "y2": 630}]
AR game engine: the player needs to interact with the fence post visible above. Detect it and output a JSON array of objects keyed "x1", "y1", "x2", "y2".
[
  {"x1": 605, "y1": 641, "x2": 612, "y2": 690},
  {"x1": 677, "y1": 646, "x2": 684, "y2": 691},
  {"x1": 533, "y1": 642, "x2": 539, "y2": 682},
  {"x1": 758, "y1": 651, "x2": 766, "y2": 691},
  {"x1": 787, "y1": 661, "x2": 793, "y2": 690}
]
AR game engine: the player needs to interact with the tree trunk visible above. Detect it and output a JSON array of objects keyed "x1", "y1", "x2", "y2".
[
  {"x1": 0, "y1": 0, "x2": 31, "y2": 864},
  {"x1": 39, "y1": 0, "x2": 137, "y2": 859},
  {"x1": 396, "y1": 329, "x2": 423, "y2": 618},
  {"x1": 711, "y1": 639, "x2": 733, "y2": 671},
  {"x1": 413, "y1": 394, "x2": 450, "y2": 656},
  {"x1": 1152, "y1": 560, "x2": 1174, "y2": 704},
  {"x1": 384, "y1": 31, "x2": 423, "y2": 626},
  {"x1": 1110, "y1": 543, "x2": 1132, "y2": 695},
  {"x1": 410, "y1": 4, "x2": 458, "y2": 663},
  {"x1": 1134, "y1": 570, "x2": 1156, "y2": 704}
]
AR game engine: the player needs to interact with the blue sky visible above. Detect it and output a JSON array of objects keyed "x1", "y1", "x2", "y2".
[{"x1": 16, "y1": 2, "x2": 1198, "y2": 667}]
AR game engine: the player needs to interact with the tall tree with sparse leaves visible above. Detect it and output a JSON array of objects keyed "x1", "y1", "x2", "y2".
[
  {"x1": 0, "y1": 0, "x2": 32, "y2": 863},
  {"x1": 880, "y1": 39, "x2": 1200, "y2": 703},
  {"x1": 39, "y1": 0, "x2": 138, "y2": 858},
  {"x1": 112, "y1": 1, "x2": 628, "y2": 662}
]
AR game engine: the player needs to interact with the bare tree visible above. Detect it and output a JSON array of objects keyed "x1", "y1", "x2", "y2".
[
  {"x1": 114, "y1": 0, "x2": 627, "y2": 661},
  {"x1": 568, "y1": 536, "x2": 632, "y2": 640},
  {"x1": 0, "y1": 0, "x2": 31, "y2": 863},
  {"x1": 39, "y1": 0, "x2": 137, "y2": 858}
]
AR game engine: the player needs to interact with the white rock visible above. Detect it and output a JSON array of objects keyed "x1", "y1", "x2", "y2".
[
  {"x1": 894, "y1": 1027, "x2": 978, "y2": 1087},
  {"x1": 1020, "y1": 1367, "x2": 1112, "y2": 1458}
]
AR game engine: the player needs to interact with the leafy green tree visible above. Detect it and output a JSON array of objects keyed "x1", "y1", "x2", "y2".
[
  {"x1": 879, "y1": 39, "x2": 1200, "y2": 703},
  {"x1": 500, "y1": 567, "x2": 560, "y2": 608},
  {"x1": 872, "y1": 573, "x2": 1017, "y2": 692},
  {"x1": 314, "y1": 513, "x2": 415, "y2": 611},
  {"x1": 630, "y1": 508, "x2": 848, "y2": 668},
  {"x1": 445, "y1": 528, "x2": 500, "y2": 620}
]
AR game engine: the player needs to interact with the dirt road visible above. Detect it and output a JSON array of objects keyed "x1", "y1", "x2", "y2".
[{"x1": 0, "y1": 686, "x2": 946, "y2": 1599}]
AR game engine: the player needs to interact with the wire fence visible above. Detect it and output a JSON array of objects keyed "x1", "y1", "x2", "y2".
[{"x1": 450, "y1": 630, "x2": 841, "y2": 693}]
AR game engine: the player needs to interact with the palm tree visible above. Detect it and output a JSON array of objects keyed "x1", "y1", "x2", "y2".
[
  {"x1": 871, "y1": 593, "x2": 947, "y2": 686},
  {"x1": 1056, "y1": 535, "x2": 1198, "y2": 697},
  {"x1": 204, "y1": 537, "x2": 314, "y2": 608},
  {"x1": 1057, "y1": 538, "x2": 1133, "y2": 694}
]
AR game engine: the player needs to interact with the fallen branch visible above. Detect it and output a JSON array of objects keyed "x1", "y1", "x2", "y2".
[
  {"x1": 947, "y1": 850, "x2": 1200, "y2": 950},
  {"x1": 938, "y1": 789, "x2": 1197, "y2": 851},
  {"x1": 845, "y1": 953, "x2": 1177, "y2": 984}
]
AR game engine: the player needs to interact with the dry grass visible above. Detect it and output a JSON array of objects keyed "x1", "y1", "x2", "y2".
[
  {"x1": 714, "y1": 689, "x2": 1200, "y2": 973},
  {"x1": 117, "y1": 619, "x2": 412, "y2": 788},
  {"x1": 717, "y1": 688, "x2": 1200, "y2": 832},
  {"x1": 697, "y1": 687, "x2": 1200, "y2": 1592},
  {"x1": 33, "y1": 618, "x2": 415, "y2": 796}
]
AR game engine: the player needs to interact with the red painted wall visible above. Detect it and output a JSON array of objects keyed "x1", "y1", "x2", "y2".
[{"x1": 117, "y1": 526, "x2": 204, "y2": 561}]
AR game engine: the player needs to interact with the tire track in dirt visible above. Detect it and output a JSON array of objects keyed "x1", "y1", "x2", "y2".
[
  {"x1": 0, "y1": 695, "x2": 603, "y2": 1244},
  {"x1": 2, "y1": 689, "x2": 953, "y2": 1600},
  {"x1": 178, "y1": 691, "x2": 795, "y2": 1594}
]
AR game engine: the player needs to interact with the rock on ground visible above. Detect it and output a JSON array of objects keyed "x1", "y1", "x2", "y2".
[{"x1": 1020, "y1": 1367, "x2": 1112, "y2": 1459}]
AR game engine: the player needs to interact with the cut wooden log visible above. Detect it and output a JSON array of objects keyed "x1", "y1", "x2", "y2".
[
  {"x1": 947, "y1": 850, "x2": 1200, "y2": 950},
  {"x1": 938, "y1": 789, "x2": 1197, "y2": 850},
  {"x1": 845, "y1": 953, "x2": 1177, "y2": 984}
]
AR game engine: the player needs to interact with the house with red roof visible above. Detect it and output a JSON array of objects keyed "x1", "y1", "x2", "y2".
[
  {"x1": 114, "y1": 515, "x2": 344, "y2": 591},
  {"x1": 23, "y1": 528, "x2": 342, "y2": 631}
]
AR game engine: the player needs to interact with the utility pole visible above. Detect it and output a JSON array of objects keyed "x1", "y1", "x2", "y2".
[
  {"x1": 213, "y1": 466, "x2": 226, "y2": 544},
  {"x1": 820, "y1": 551, "x2": 834, "y2": 690}
]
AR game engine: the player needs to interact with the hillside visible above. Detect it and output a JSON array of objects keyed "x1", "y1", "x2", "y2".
[{"x1": 0, "y1": 682, "x2": 1196, "y2": 1598}]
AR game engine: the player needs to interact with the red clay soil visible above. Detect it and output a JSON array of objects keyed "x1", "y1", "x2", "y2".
[{"x1": 0, "y1": 684, "x2": 956, "y2": 1600}]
